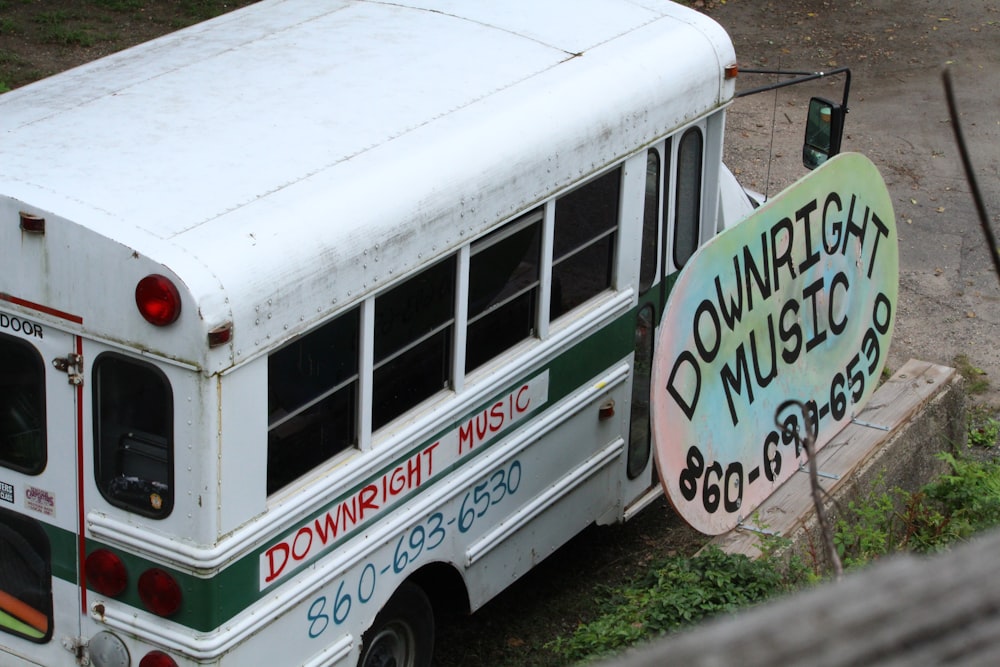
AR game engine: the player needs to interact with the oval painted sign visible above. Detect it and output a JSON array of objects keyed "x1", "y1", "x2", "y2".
[{"x1": 651, "y1": 152, "x2": 898, "y2": 535}]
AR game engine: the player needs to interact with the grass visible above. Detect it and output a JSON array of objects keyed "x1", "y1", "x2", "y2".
[
  {"x1": 955, "y1": 353, "x2": 991, "y2": 395},
  {"x1": 967, "y1": 404, "x2": 1000, "y2": 448},
  {"x1": 546, "y1": 546, "x2": 810, "y2": 663},
  {"x1": 34, "y1": 10, "x2": 107, "y2": 47},
  {"x1": 0, "y1": 0, "x2": 258, "y2": 91}
]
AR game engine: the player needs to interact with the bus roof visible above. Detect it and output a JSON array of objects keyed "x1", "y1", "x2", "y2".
[{"x1": 0, "y1": 0, "x2": 736, "y2": 372}]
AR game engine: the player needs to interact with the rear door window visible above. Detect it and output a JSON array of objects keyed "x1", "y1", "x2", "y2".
[
  {"x1": 0, "y1": 333, "x2": 46, "y2": 475},
  {"x1": 0, "y1": 508, "x2": 52, "y2": 643}
]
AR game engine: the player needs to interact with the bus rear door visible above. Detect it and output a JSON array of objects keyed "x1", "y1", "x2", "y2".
[{"x1": 1, "y1": 306, "x2": 84, "y2": 666}]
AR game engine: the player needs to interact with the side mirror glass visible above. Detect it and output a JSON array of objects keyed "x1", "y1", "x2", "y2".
[{"x1": 802, "y1": 97, "x2": 845, "y2": 169}]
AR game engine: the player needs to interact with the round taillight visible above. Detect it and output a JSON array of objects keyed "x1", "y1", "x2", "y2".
[
  {"x1": 85, "y1": 549, "x2": 128, "y2": 597},
  {"x1": 138, "y1": 651, "x2": 178, "y2": 667},
  {"x1": 137, "y1": 568, "x2": 183, "y2": 617},
  {"x1": 135, "y1": 274, "x2": 181, "y2": 326}
]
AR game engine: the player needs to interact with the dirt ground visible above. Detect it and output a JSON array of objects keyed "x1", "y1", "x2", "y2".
[
  {"x1": 715, "y1": 0, "x2": 1000, "y2": 406},
  {"x1": 3, "y1": 1, "x2": 998, "y2": 665}
]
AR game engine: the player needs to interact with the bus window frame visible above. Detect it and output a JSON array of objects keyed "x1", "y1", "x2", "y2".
[
  {"x1": 267, "y1": 306, "x2": 361, "y2": 495},
  {"x1": 550, "y1": 165, "x2": 622, "y2": 320},
  {"x1": 466, "y1": 209, "x2": 543, "y2": 374},
  {"x1": 372, "y1": 255, "x2": 457, "y2": 431}
]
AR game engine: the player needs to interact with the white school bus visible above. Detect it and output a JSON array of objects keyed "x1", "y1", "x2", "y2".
[{"x1": 0, "y1": 1, "x2": 846, "y2": 665}]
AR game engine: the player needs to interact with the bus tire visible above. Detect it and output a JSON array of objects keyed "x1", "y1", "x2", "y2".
[{"x1": 358, "y1": 581, "x2": 434, "y2": 667}]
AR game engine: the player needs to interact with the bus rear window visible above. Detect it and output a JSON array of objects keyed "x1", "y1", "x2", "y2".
[
  {"x1": 0, "y1": 333, "x2": 46, "y2": 475},
  {"x1": 93, "y1": 354, "x2": 173, "y2": 518},
  {"x1": 0, "y1": 509, "x2": 52, "y2": 643}
]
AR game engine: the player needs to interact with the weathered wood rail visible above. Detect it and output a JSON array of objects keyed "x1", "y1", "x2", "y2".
[
  {"x1": 600, "y1": 359, "x2": 980, "y2": 666},
  {"x1": 602, "y1": 527, "x2": 1000, "y2": 666}
]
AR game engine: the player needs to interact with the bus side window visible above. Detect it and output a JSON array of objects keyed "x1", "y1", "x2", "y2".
[
  {"x1": 467, "y1": 210, "x2": 542, "y2": 372},
  {"x1": 673, "y1": 127, "x2": 703, "y2": 269},
  {"x1": 628, "y1": 305, "x2": 655, "y2": 478},
  {"x1": 267, "y1": 307, "x2": 360, "y2": 495},
  {"x1": 373, "y1": 257, "x2": 456, "y2": 430},
  {"x1": 551, "y1": 166, "x2": 622, "y2": 318},
  {"x1": 93, "y1": 354, "x2": 173, "y2": 518},
  {"x1": 0, "y1": 333, "x2": 46, "y2": 475}
]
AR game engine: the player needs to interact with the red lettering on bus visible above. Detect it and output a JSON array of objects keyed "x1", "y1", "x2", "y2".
[
  {"x1": 490, "y1": 402, "x2": 505, "y2": 432},
  {"x1": 457, "y1": 384, "x2": 533, "y2": 455},
  {"x1": 458, "y1": 421, "x2": 474, "y2": 454},
  {"x1": 314, "y1": 508, "x2": 341, "y2": 544},
  {"x1": 263, "y1": 543, "x2": 290, "y2": 583},
  {"x1": 406, "y1": 455, "x2": 421, "y2": 488},
  {"x1": 358, "y1": 484, "x2": 379, "y2": 520},
  {"x1": 291, "y1": 527, "x2": 313, "y2": 561},
  {"x1": 515, "y1": 384, "x2": 530, "y2": 412},
  {"x1": 474, "y1": 413, "x2": 489, "y2": 442},
  {"x1": 421, "y1": 442, "x2": 439, "y2": 476},
  {"x1": 388, "y1": 465, "x2": 407, "y2": 496},
  {"x1": 340, "y1": 495, "x2": 357, "y2": 527}
]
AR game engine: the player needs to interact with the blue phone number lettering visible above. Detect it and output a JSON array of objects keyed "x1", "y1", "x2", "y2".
[{"x1": 306, "y1": 459, "x2": 522, "y2": 639}]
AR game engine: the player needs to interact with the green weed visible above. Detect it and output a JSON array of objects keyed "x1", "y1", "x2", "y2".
[
  {"x1": 0, "y1": 17, "x2": 19, "y2": 35},
  {"x1": 33, "y1": 11, "x2": 99, "y2": 47},
  {"x1": 955, "y1": 354, "x2": 990, "y2": 394},
  {"x1": 180, "y1": 0, "x2": 241, "y2": 20},
  {"x1": 545, "y1": 546, "x2": 809, "y2": 663},
  {"x1": 967, "y1": 404, "x2": 1000, "y2": 448},
  {"x1": 833, "y1": 482, "x2": 898, "y2": 567},
  {"x1": 923, "y1": 452, "x2": 1000, "y2": 535},
  {"x1": 88, "y1": 0, "x2": 144, "y2": 10},
  {"x1": 0, "y1": 49, "x2": 28, "y2": 92}
]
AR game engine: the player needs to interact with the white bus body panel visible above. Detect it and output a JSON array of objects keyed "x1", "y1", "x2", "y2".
[{"x1": 0, "y1": 0, "x2": 735, "y2": 375}]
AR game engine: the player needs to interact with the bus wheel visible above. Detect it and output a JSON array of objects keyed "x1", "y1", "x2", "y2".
[{"x1": 359, "y1": 582, "x2": 434, "y2": 667}]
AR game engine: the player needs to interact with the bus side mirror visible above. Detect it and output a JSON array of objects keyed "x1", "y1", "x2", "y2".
[{"x1": 802, "y1": 97, "x2": 845, "y2": 169}]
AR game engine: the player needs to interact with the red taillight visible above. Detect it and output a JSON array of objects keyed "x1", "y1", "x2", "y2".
[
  {"x1": 139, "y1": 651, "x2": 179, "y2": 667},
  {"x1": 138, "y1": 568, "x2": 183, "y2": 617},
  {"x1": 135, "y1": 274, "x2": 181, "y2": 326},
  {"x1": 85, "y1": 549, "x2": 128, "y2": 597}
]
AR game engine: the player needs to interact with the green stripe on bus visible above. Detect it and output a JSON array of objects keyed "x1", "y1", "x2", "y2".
[{"x1": 63, "y1": 308, "x2": 636, "y2": 632}]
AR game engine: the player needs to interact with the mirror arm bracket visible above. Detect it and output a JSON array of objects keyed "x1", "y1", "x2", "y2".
[{"x1": 736, "y1": 67, "x2": 851, "y2": 112}]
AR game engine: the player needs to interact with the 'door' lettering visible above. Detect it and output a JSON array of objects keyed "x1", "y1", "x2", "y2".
[{"x1": 0, "y1": 313, "x2": 44, "y2": 338}]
